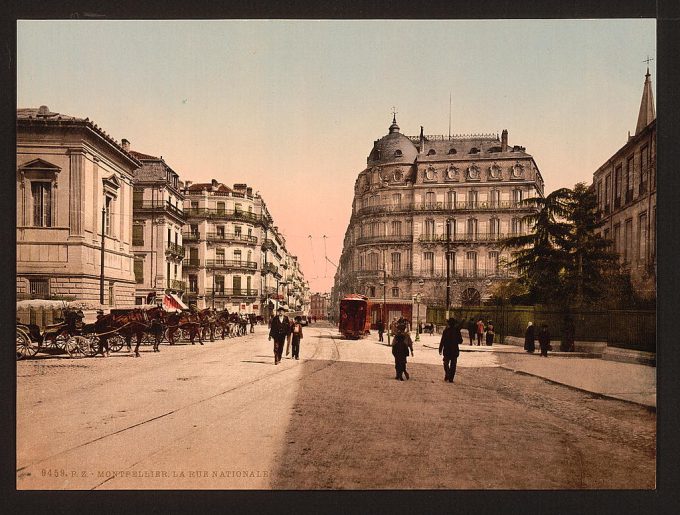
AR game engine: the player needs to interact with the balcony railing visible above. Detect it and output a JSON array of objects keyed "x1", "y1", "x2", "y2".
[
  {"x1": 355, "y1": 200, "x2": 530, "y2": 216},
  {"x1": 182, "y1": 232, "x2": 200, "y2": 242},
  {"x1": 353, "y1": 267, "x2": 511, "y2": 279},
  {"x1": 261, "y1": 238, "x2": 278, "y2": 253},
  {"x1": 183, "y1": 259, "x2": 201, "y2": 268},
  {"x1": 205, "y1": 259, "x2": 258, "y2": 270},
  {"x1": 206, "y1": 232, "x2": 258, "y2": 245},
  {"x1": 356, "y1": 234, "x2": 413, "y2": 245},
  {"x1": 166, "y1": 242, "x2": 185, "y2": 258},
  {"x1": 262, "y1": 262, "x2": 278, "y2": 275},
  {"x1": 184, "y1": 208, "x2": 263, "y2": 224},
  {"x1": 205, "y1": 288, "x2": 259, "y2": 297},
  {"x1": 133, "y1": 200, "x2": 185, "y2": 219},
  {"x1": 168, "y1": 279, "x2": 186, "y2": 291},
  {"x1": 418, "y1": 232, "x2": 510, "y2": 243}
]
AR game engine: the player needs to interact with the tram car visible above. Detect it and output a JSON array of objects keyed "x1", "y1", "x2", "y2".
[{"x1": 338, "y1": 294, "x2": 372, "y2": 339}]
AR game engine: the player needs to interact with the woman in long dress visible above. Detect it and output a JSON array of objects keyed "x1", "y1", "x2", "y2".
[{"x1": 524, "y1": 321, "x2": 536, "y2": 353}]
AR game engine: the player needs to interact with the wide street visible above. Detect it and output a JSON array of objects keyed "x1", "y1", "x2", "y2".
[{"x1": 16, "y1": 322, "x2": 655, "y2": 490}]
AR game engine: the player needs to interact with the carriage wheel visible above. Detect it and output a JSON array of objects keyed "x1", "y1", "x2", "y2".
[
  {"x1": 65, "y1": 335, "x2": 89, "y2": 358},
  {"x1": 88, "y1": 335, "x2": 101, "y2": 356},
  {"x1": 108, "y1": 334, "x2": 125, "y2": 352},
  {"x1": 16, "y1": 327, "x2": 38, "y2": 360},
  {"x1": 54, "y1": 332, "x2": 70, "y2": 350},
  {"x1": 181, "y1": 328, "x2": 192, "y2": 341}
]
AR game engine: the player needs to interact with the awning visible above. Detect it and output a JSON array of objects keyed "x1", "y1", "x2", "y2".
[{"x1": 163, "y1": 293, "x2": 189, "y2": 312}]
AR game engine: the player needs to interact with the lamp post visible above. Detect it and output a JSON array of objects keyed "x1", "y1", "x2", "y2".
[{"x1": 415, "y1": 278, "x2": 424, "y2": 342}]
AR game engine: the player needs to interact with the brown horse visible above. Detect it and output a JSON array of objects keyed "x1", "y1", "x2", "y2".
[
  {"x1": 198, "y1": 308, "x2": 217, "y2": 342},
  {"x1": 144, "y1": 306, "x2": 166, "y2": 352},
  {"x1": 165, "y1": 310, "x2": 203, "y2": 345},
  {"x1": 214, "y1": 308, "x2": 232, "y2": 339},
  {"x1": 94, "y1": 309, "x2": 149, "y2": 358}
]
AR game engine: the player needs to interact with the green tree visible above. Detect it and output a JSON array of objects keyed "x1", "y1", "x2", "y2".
[{"x1": 502, "y1": 188, "x2": 572, "y2": 304}]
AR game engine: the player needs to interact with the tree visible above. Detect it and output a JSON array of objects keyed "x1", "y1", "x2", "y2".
[{"x1": 502, "y1": 188, "x2": 572, "y2": 304}]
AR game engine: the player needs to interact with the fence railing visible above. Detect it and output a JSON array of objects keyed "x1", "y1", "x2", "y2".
[
  {"x1": 206, "y1": 232, "x2": 258, "y2": 244},
  {"x1": 205, "y1": 288, "x2": 259, "y2": 297},
  {"x1": 205, "y1": 259, "x2": 258, "y2": 270}
]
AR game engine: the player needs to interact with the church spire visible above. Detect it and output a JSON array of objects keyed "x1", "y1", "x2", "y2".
[
  {"x1": 389, "y1": 106, "x2": 400, "y2": 134},
  {"x1": 635, "y1": 63, "x2": 655, "y2": 136}
]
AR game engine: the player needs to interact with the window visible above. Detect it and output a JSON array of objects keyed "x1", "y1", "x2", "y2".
[
  {"x1": 108, "y1": 282, "x2": 115, "y2": 306},
  {"x1": 425, "y1": 191, "x2": 436, "y2": 207},
  {"x1": 446, "y1": 251, "x2": 456, "y2": 274},
  {"x1": 190, "y1": 201, "x2": 199, "y2": 210},
  {"x1": 391, "y1": 252, "x2": 401, "y2": 273},
  {"x1": 489, "y1": 189, "x2": 500, "y2": 207},
  {"x1": 604, "y1": 174, "x2": 611, "y2": 211},
  {"x1": 234, "y1": 203, "x2": 242, "y2": 213},
  {"x1": 247, "y1": 228, "x2": 252, "y2": 238},
  {"x1": 391, "y1": 287, "x2": 400, "y2": 297},
  {"x1": 392, "y1": 221, "x2": 402, "y2": 236},
  {"x1": 134, "y1": 258, "x2": 144, "y2": 284},
  {"x1": 446, "y1": 219, "x2": 456, "y2": 240},
  {"x1": 639, "y1": 213, "x2": 648, "y2": 263},
  {"x1": 29, "y1": 278, "x2": 49, "y2": 298},
  {"x1": 392, "y1": 193, "x2": 402, "y2": 207},
  {"x1": 234, "y1": 225, "x2": 242, "y2": 237},
  {"x1": 371, "y1": 222, "x2": 380, "y2": 237},
  {"x1": 603, "y1": 228, "x2": 611, "y2": 246},
  {"x1": 133, "y1": 189, "x2": 143, "y2": 207},
  {"x1": 234, "y1": 249, "x2": 242, "y2": 262},
  {"x1": 467, "y1": 218, "x2": 478, "y2": 240},
  {"x1": 215, "y1": 275, "x2": 225, "y2": 294},
  {"x1": 216, "y1": 248, "x2": 225, "y2": 264},
  {"x1": 166, "y1": 262, "x2": 171, "y2": 287},
  {"x1": 446, "y1": 190, "x2": 456, "y2": 208},
  {"x1": 394, "y1": 149, "x2": 403, "y2": 157},
  {"x1": 423, "y1": 252, "x2": 434, "y2": 274},
  {"x1": 466, "y1": 251, "x2": 478, "y2": 276},
  {"x1": 623, "y1": 219, "x2": 633, "y2": 263},
  {"x1": 596, "y1": 181, "x2": 602, "y2": 209},
  {"x1": 468, "y1": 190, "x2": 478, "y2": 207},
  {"x1": 189, "y1": 274, "x2": 198, "y2": 293},
  {"x1": 233, "y1": 276, "x2": 241, "y2": 293},
  {"x1": 469, "y1": 147, "x2": 479, "y2": 154},
  {"x1": 427, "y1": 149, "x2": 436, "y2": 155},
  {"x1": 167, "y1": 228, "x2": 171, "y2": 245},
  {"x1": 133, "y1": 225, "x2": 144, "y2": 245},
  {"x1": 368, "y1": 253, "x2": 379, "y2": 270},
  {"x1": 614, "y1": 165, "x2": 622, "y2": 207},
  {"x1": 368, "y1": 286, "x2": 376, "y2": 297},
  {"x1": 424, "y1": 219, "x2": 435, "y2": 238},
  {"x1": 31, "y1": 182, "x2": 52, "y2": 227},
  {"x1": 511, "y1": 218, "x2": 522, "y2": 235},
  {"x1": 625, "y1": 156, "x2": 634, "y2": 203},
  {"x1": 488, "y1": 251, "x2": 499, "y2": 274},
  {"x1": 613, "y1": 223, "x2": 621, "y2": 256},
  {"x1": 247, "y1": 250, "x2": 252, "y2": 262},
  {"x1": 640, "y1": 145, "x2": 649, "y2": 194},
  {"x1": 512, "y1": 189, "x2": 523, "y2": 205},
  {"x1": 104, "y1": 196, "x2": 113, "y2": 236},
  {"x1": 190, "y1": 224, "x2": 199, "y2": 237},
  {"x1": 217, "y1": 201, "x2": 226, "y2": 215},
  {"x1": 247, "y1": 276, "x2": 252, "y2": 292},
  {"x1": 217, "y1": 225, "x2": 225, "y2": 238},
  {"x1": 490, "y1": 218, "x2": 500, "y2": 239}
]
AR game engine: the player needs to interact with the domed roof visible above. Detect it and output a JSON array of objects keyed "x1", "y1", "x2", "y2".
[{"x1": 367, "y1": 115, "x2": 418, "y2": 165}]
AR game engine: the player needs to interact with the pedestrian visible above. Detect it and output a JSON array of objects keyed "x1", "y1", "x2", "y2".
[
  {"x1": 439, "y1": 317, "x2": 462, "y2": 382},
  {"x1": 291, "y1": 316, "x2": 304, "y2": 360},
  {"x1": 268, "y1": 307, "x2": 291, "y2": 364},
  {"x1": 485, "y1": 320, "x2": 494, "y2": 346},
  {"x1": 467, "y1": 317, "x2": 476, "y2": 345},
  {"x1": 538, "y1": 323, "x2": 551, "y2": 357},
  {"x1": 391, "y1": 322, "x2": 413, "y2": 380},
  {"x1": 524, "y1": 321, "x2": 536, "y2": 353},
  {"x1": 376, "y1": 318, "x2": 385, "y2": 342},
  {"x1": 417, "y1": 321, "x2": 423, "y2": 335},
  {"x1": 476, "y1": 318, "x2": 485, "y2": 346}
]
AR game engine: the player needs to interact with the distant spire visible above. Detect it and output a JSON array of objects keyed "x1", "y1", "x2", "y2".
[
  {"x1": 389, "y1": 106, "x2": 400, "y2": 134},
  {"x1": 635, "y1": 61, "x2": 655, "y2": 135}
]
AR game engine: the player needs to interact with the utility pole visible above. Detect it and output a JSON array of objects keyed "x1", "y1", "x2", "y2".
[
  {"x1": 446, "y1": 219, "x2": 451, "y2": 320},
  {"x1": 100, "y1": 206, "x2": 106, "y2": 305}
]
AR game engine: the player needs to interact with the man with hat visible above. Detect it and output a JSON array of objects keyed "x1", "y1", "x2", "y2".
[
  {"x1": 439, "y1": 317, "x2": 462, "y2": 383},
  {"x1": 269, "y1": 307, "x2": 291, "y2": 365}
]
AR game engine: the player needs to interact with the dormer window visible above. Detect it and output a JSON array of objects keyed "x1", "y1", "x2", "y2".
[
  {"x1": 448, "y1": 148, "x2": 457, "y2": 155},
  {"x1": 469, "y1": 147, "x2": 480, "y2": 154},
  {"x1": 427, "y1": 149, "x2": 436, "y2": 156},
  {"x1": 394, "y1": 149, "x2": 402, "y2": 158}
]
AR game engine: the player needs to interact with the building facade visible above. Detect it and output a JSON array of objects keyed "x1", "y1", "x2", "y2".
[
  {"x1": 592, "y1": 69, "x2": 656, "y2": 300},
  {"x1": 310, "y1": 292, "x2": 329, "y2": 320},
  {"x1": 129, "y1": 144, "x2": 187, "y2": 305},
  {"x1": 17, "y1": 106, "x2": 140, "y2": 306},
  {"x1": 332, "y1": 116, "x2": 544, "y2": 325}
]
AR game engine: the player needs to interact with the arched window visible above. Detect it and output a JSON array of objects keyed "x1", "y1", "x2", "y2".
[
  {"x1": 448, "y1": 148, "x2": 457, "y2": 155},
  {"x1": 427, "y1": 149, "x2": 436, "y2": 155},
  {"x1": 469, "y1": 147, "x2": 480, "y2": 154},
  {"x1": 394, "y1": 149, "x2": 403, "y2": 157}
]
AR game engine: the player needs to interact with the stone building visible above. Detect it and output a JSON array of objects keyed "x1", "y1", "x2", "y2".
[
  {"x1": 128, "y1": 143, "x2": 187, "y2": 306},
  {"x1": 592, "y1": 69, "x2": 656, "y2": 300},
  {"x1": 16, "y1": 106, "x2": 140, "y2": 306},
  {"x1": 332, "y1": 115, "x2": 544, "y2": 325},
  {"x1": 310, "y1": 292, "x2": 329, "y2": 320}
]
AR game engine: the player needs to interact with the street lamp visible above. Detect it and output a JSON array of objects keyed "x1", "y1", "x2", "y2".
[{"x1": 415, "y1": 278, "x2": 424, "y2": 342}]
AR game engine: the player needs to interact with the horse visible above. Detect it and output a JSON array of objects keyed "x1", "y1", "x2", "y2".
[
  {"x1": 165, "y1": 310, "x2": 203, "y2": 345},
  {"x1": 197, "y1": 308, "x2": 217, "y2": 342},
  {"x1": 143, "y1": 306, "x2": 166, "y2": 352},
  {"x1": 94, "y1": 309, "x2": 148, "y2": 358},
  {"x1": 248, "y1": 313, "x2": 257, "y2": 333},
  {"x1": 214, "y1": 309, "x2": 232, "y2": 339}
]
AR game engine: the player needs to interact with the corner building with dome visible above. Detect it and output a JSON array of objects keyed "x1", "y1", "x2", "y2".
[{"x1": 332, "y1": 116, "x2": 545, "y2": 326}]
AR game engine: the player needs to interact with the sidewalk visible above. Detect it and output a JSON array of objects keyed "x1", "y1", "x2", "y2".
[{"x1": 421, "y1": 340, "x2": 656, "y2": 409}]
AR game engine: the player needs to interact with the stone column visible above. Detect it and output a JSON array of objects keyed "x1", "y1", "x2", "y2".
[{"x1": 68, "y1": 149, "x2": 85, "y2": 236}]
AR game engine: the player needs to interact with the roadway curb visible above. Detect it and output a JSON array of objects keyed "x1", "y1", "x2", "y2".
[{"x1": 498, "y1": 365, "x2": 656, "y2": 413}]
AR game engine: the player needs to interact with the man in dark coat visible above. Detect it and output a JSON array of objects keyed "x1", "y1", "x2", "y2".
[
  {"x1": 538, "y1": 323, "x2": 551, "y2": 357},
  {"x1": 439, "y1": 317, "x2": 462, "y2": 383},
  {"x1": 466, "y1": 317, "x2": 476, "y2": 346},
  {"x1": 524, "y1": 322, "x2": 536, "y2": 353},
  {"x1": 376, "y1": 319, "x2": 385, "y2": 342},
  {"x1": 391, "y1": 326, "x2": 410, "y2": 381},
  {"x1": 269, "y1": 307, "x2": 291, "y2": 364}
]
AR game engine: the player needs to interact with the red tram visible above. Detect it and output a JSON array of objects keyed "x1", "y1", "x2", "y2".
[{"x1": 338, "y1": 294, "x2": 372, "y2": 339}]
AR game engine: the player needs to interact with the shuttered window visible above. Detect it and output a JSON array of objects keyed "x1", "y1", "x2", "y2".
[
  {"x1": 134, "y1": 258, "x2": 144, "y2": 284},
  {"x1": 32, "y1": 182, "x2": 52, "y2": 227}
]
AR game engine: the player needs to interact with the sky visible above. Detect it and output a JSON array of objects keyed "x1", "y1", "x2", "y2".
[{"x1": 17, "y1": 19, "x2": 656, "y2": 294}]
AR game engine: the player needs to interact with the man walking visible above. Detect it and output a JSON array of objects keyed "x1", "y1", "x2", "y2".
[
  {"x1": 268, "y1": 307, "x2": 291, "y2": 365},
  {"x1": 476, "y1": 318, "x2": 485, "y2": 346},
  {"x1": 376, "y1": 319, "x2": 385, "y2": 342},
  {"x1": 439, "y1": 317, "x2": 462, "y2": 383},
  {"x1": 466, "y1": 317, "x2": 476, "y2": 346}
]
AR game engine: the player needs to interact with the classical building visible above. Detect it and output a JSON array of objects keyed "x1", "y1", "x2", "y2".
[
  {"x1": 128, "y1": 143, "x2": 187, "y2": 306},
  {"x1": 332, "y1": 115, "x2": 544, "y2": 325},
  {"x1": 310, "y1": 292, "x2": 329, "y2": 320},
  {"x1": 592, "y1": 69, "x2": 656, "y2": 300},
  {"x1": 16, "y1": 106, "x2": 140, "y2": 306}
]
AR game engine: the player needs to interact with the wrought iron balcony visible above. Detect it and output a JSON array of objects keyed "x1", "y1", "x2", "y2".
[
  {"x1": 418, "y1": 232, "x2": 509, "y2": 243},
  {"x1": 166, "y1": 242, "x2": 185, "y2": 258},
  {"x1": 261, "y1": 238, "x2": 278, "y2": 253},
  {"x1": 182, "y1": 232, "x2": 201, "y2": 242},
  {"x1": 356, "y1": 200, "x2": 530, "y2": 217},
  {"x1": 168, "y1": 279, "x2": 186, "y2": 291},
  {"x1": 262, "y1": 262, "x2": 278, "y2": 275},
  {"x1": 205, "y1": 259, "x2": 258, "y2": 271},
  {"x1": 356, "y1": 234, "x2": 413, "y2": 245},
  {"x1": 205, "y1": 288, "x2": 259, "y2": 298},
  {"x1": 133, "y1": 200, "x2": 185, "y2": 219},
  {"x1": 206, "y1": 232, "x2": 258, "y2": 245},
  {"x1": 184, "y1": 208, "x2": 263, "y2": 224},
  {"x1": 183, "y1": 259, "x2": 201, "y2": 268}
]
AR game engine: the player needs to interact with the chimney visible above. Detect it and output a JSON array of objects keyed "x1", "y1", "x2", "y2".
[
  {"x1": 501, "y1": 130, "x2": 508, "y2": 152},
  {"x1": 121, "y1": 139, "x2": 130, "y2": 152},
  {"x1": 211, "y1": 179, "x2": 218, "y2": 190},
  {"x1": 246, "y1": 187, "x2": 253, "y2": 196},
  {"x1": 233, "y1": 183, "x2": 247, "y2": 192}
]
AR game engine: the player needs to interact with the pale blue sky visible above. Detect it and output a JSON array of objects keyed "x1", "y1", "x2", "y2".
[{"x1": 17, "y1": 19, "x2": 656, "y2": 292}]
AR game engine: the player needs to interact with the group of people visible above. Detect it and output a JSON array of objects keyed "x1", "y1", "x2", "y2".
[
  {"x1": 465, "y1": 317, "x2": 495, "y2": 346},
  {"x1": 268, "y1": 307, "x2": 305, "y2": 364},
  {"x1": 524, "y1": 322, "x2": 551, "y2": 357}
]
